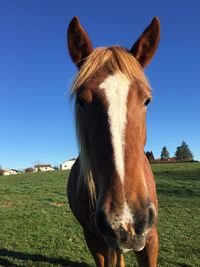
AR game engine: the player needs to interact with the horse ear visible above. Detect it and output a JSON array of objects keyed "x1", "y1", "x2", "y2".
[
  {"x1": 67, "y1": 16, "x2": 93, "y2": 68},
  {"x1": 130, "y1": 17, "x2": 160, "y2": 68}
]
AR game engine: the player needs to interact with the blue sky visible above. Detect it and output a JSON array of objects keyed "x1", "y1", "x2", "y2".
[{"x1": 1, "y1": 0, "x2": 200, "y2": 169}]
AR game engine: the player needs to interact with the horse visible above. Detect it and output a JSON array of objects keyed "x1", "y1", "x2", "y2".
[{"x1": 67, "y1": 16, "x2": 160, "y2": 267}]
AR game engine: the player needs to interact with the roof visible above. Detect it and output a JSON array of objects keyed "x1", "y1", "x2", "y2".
[
  {"x1": 35, "y1": 164, "x2": 51, "y2": 168},
  {"x1": 61, "y1": 158, "x2": 76, "y2": 164}
]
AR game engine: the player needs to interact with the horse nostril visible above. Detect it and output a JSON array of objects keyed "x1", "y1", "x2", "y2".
[
  {"x1": 134, "y1": 204, "x2": 156, "y2": 235},
  {"x1": 134, "y1": 213, "x2": 147, "y2": 235},
  {"x1": 148, "y1": 205, "x2": 156, "y2": 228},
  {"x1": 135, "y1": 223, "x2": 145, "y2": 235},
  {"x1": 119, "y1": 226, "x2": 129, "y2": 242},
  {"x1": 95, "y1": 209, "x2": 115, "y2": 237}
]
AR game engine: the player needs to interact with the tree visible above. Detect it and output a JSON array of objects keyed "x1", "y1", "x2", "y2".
[
  {"x1": 146, "y1": 151, "x2": 155, "y2": 162},
  {"x1": 53, "y1": 165, "x2": 60, "y2": 171},
  {"x1": 175, "y1": 141, "x2": 193, "y2": 161},
  {"x1": 25, "y1": 167, "x2": 35, "y2": 173},
  {"x1": 160, "y1": 146, "x2": 170, "y2": 160}
]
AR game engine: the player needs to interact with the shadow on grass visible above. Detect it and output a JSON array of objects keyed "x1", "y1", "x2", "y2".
[
  {"x1": 0, "y1": 257, "x2": 21, "y2": 267},
  {"x1": 0, "y1": 248, "x2": 92, "y2": 267}
]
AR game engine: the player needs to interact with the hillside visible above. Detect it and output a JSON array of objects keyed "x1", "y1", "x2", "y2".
[{"x1": 0, "y1": 163, "x2": 200, "y2": 266}]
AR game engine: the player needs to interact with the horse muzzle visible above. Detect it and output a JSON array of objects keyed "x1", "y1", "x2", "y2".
[{"x1": 95, "y1": 204, "x2": 156, "y2": 253}]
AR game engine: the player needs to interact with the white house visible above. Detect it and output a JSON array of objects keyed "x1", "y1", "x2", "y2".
[
  {"x1": 34, "y1": 164, "x2": 55, "y2": 172},
  {"x1": 1, "y1": 169, "x2": 21, "y2": 175},
  {"x1": 60, "y1": 158, "x2": 76, "y2": 170}
]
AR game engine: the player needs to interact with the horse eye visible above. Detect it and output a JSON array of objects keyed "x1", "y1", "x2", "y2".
[
  {"x1": 144, "y1": 98, "x2": 151, "y2": 106},
  {"x1": 76, "y1": 98, "x2": 86, "y2": 109}
]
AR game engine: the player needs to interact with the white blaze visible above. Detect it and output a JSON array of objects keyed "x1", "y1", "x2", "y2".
[
  {"x1": 109, "y1": 201, "x2": 134, "y2": 230},
  {"x1": 99, "y1": 72, "x2": 130, "y2": 182},
  {"x1": 121, "y1": 201, "x2": 134, "y2": 225}
]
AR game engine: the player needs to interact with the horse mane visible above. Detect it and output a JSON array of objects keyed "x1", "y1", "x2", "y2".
[{"x1": 71, "y1": 46, "x2": 151, "y2": 207}]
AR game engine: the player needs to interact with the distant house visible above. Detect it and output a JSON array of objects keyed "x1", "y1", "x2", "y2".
[
  {"x1": 168, "y1": 157, "x2": 178, "y2": 162},
  {"x1": 34, "y1": 164, "x2": 54, "y2": 172},
  {"x1": 60, "y1": 158, "x2": 76, "y2": 170},
  {"x1": 0, "y1": 169, "x2": 21, "y2": 175},
  {"x1": 10, "y1": 169, "x2": 22, "y2": 174}
]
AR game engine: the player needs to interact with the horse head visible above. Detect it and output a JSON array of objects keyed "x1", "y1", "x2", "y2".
[{"x1": 68, "y1": 16, "x2": 160, "y2": 253}]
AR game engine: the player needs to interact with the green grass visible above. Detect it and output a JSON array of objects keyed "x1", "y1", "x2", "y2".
[{"x1": 0, "y1": 163, "x2": 200, "y2": 266}]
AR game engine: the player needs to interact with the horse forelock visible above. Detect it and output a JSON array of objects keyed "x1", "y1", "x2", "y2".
[{"x1": 70, "y1": 46, "x2": 150, "y2": 96}]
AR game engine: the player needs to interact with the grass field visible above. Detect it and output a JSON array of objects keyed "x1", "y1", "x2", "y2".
[{"x1": 0, "y1": 163, "x2": 200, "y2": 267}]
